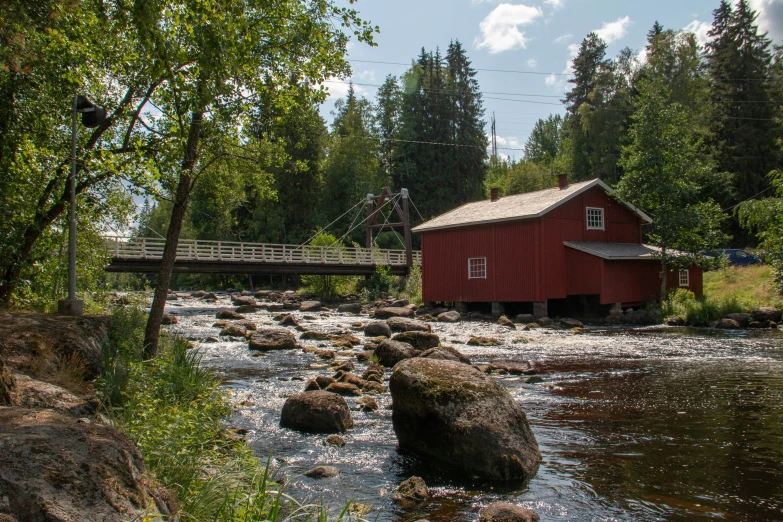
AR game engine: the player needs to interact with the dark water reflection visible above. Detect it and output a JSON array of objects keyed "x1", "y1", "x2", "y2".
[{"x1": 165, "y1": 299, "x2": 783, "y2": 521}]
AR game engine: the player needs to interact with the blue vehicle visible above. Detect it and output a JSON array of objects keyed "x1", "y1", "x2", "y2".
[{"x1": 703, "y1": 249, "x2": 763, "y2": 267}]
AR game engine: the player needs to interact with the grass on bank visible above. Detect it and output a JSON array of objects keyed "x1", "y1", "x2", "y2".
[
  {"x1": 663, "y1": 265, "x2": 783, "y2": 326},
  {"x1": 98, "y1": 305, "x2": 363, "y2": 521}
]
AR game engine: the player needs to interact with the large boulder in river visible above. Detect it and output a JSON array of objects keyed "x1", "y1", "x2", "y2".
[
  {"x1": 300, "y1": 300, "x2": 322, "y2": 312},
  {"x1": 232, "y1": 296, "x2": 257, "y2": 307},
  {"x1": 419, "y1": 346, "x2": 471, "y2": 365},
  {"x1": 725, "y1": 313, "x2": 752, "y2": 327},
  {"x1": 279, "y1": 391, "x2": 353, "y2": 433},
  {"x1": 248, "y1": 328, "x2": 298, "y2": 351},
  {"x1": 479, "y1": 502, "x2": 540, "y2": 522},
  {"x1": 437, "y1": 311, "x2": 461, "y2": 323},
  {"x1": 388, "y1": 317, "x2": 431, "y2": 332},
  {"x1": 716, "y1": 318, "x2": 741, "y2": 330},
  {"x1": 375, "y1": 307, "x2": 414, "y2": 319},
  {"x1": 390, "y1": 358, "x2": 540, "y2": 481},
  {"x1": 364, "y1": 321, "x2": 392, "y2": 338},
  {"x1": 392, "y1": 331, "x2": 439, "y2": 350},
  {"x1": 375, "y1": 339, "x2": 417, "y2": 367},
  {"x1": 216, "y1": 309, "x2": 245, "y2": 320},
  {"x1": 752, "y1": 307, "x2": 782, "y2": 322},
  {"x1": 337, "y1": 303, "x2": 362, "y2": 314}
]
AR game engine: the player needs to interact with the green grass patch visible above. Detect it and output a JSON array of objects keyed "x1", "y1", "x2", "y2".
[
  {"x1": 703, "y1": 265, "x2": 783, "y2": 310},
  {"x1": 98, "y1": 305, "x2": 363, "y2": 521}
]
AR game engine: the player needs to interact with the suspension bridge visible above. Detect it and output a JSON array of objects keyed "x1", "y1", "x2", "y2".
[{"x1": 104, "y1": 187, "x2": 422, "y2": 276}]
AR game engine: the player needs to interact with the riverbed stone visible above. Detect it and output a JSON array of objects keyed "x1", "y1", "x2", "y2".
[
  {"x1": 304, "y1": 465, "x2": 340, "y2": 479},
  {"x1": 300, "y1": 300, "x2": 322, "y2": 312},
  {"x1": 392, "y1": 331, "x2": 440, "y2": 350},
  {"x1": 364, "y1": 321, "x2": 392, "y2": 338},
  {"x1": 248, "y1": 328, "x2": 298, "y2": 351},
  {"x1": 468, "y1": 336, "x2": 501, "y2": 346},
  {"x1": 498, "y1": 316, "x2": 516, "y2": 329},
  {"x1": 390, "y1": 358, "x2": 541, "y2": 481},
  {"x1": 161, "y1": 312, "x2": 178, "y2": 325},
  {"x1": 752, "y1": 307, "x2": 782, "y2": 322},
  {"x1": 300, "y1": 330, "x2": 330, "y2": 340},
  {"x1": 337, "y1": 372, "x2": 366, "y2": 388},
  {"x1": 362, "y1": 381, "x2": 387, "y2": 395},
  {"x1": 235, "y1": 305, "x2": 258, "y2": 314},
  {"x1": 357, "y1": 396, "x2": 379, "y2": 412},
  {"x1": 419, "y1": 346, "x2": 472, "y2": 365},
  {"x1": 716, "y1": 318, "x2": 741, "y2": 329},
  {"x1": 536, "y1": 317, "x2": 553, "y2": 326},
  {"x1": 437, "y1": 311, "x2": 461, "y2": 323},
  {"x1": 324, "y1": 435, "x2": 346, "y2": 447},
  {"x1": 338, "y1": 303, "x2": 362, "y2": 314},
  {"x1": 388, "y1": 317, "x2": 431, "y2": 332},
  {"x1": 280, "y1": 391, "x2": 353, "y2": 433},
  {"x1": 375, "y1": 339, "x2": 417, "y2": 367},
  {"x1": 232, "y1": 296, "x2": 257, "y2": 307},
  {"x1": 559, "y1": 318, "x2": 583, "y2": 328},
  {"x1": 216, "y1": 309, "x2": 246, "y2": 320},
  {"x1": 220, "y1": 324, "x2": 248, "y2": 337},
  {"x1": 725, "y1": 313, "x2": 752, "y2": 327},
  {"x1": 513, "y1": 314, "x2": 536, "y2": 324},
  {"x1": 325, "y1": 382, "x2": 363, "y2": 396},
  {"x1": 304, "y1": 379, "x2": 320, "y2": 391},
  {"x1": 479, "y1": 502, "x2": 540, "y2": 522},
  {"x1": 375, "y1": 307, "x2": 415, "y2": 319},
  {"x1": 393, "y1": 476, "x2": 430, "y2": 504},
  {"x1": 666, "y1": 316, "x2": 686, "y2": 326}
]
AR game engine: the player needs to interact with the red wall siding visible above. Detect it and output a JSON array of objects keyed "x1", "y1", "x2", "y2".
[
  {"x1": 599, "y1": 262, "x2": 704, "y2": 305},
  {"x1": 565, "y1": 248, "x2": 603, "y2": 296}
]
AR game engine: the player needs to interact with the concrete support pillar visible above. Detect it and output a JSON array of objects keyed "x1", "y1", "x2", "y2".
[
  {"x1": 609, "y1": 302, "x2": 623, "y2": 318},
  {"x1": 492, "y1": 302, "x2": 505, "y2": 318},
  {"x1": 454, "y1": 302, "x2": 468, "y2": 314},
  {"x1": 533, "y1": 301, "x2": 548, "y2": 319}
]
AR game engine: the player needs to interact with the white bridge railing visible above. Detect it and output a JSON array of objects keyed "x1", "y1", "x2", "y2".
[{"x1": 104, "y1": 236, "x2": 421, "y2": 267}]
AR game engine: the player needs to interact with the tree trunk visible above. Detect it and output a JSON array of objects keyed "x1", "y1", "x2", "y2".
[{"x1": 143, "y1": 110, "x2": 204, "y2": 358}]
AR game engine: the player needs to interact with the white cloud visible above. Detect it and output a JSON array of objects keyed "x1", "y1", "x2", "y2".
[
  {"x1": 544, "y1": 0, "x2": 564, "y2": 8},
  {"x1": 554, "y1": 33, "x2": 573, "y2": 44},
  {"x1": 475, "y1": 3, "x2": 544, "y2": 53},
  {"x1": 683, "y1": 20, "x2": 713, "y2": 48},
  {"x1": 545, "y1": 73, "x2": 558, "y2": 86},
  {"x1": 355, "y1": 70, "x2": 376, "y2": 82},
  {"x1": 595, "y1": 15, "x2": 631, "y2": 45},
  {"x1": 567, "y1": 43, "x2": 580, "y2": 57},
  {"x1": 323, "y1": 77, "x2": 367, "y2": 100},
  {"x1": 527, "y1": 57, "x2": 538, "y2": 68},
  {"x1": 748, "y1": 0, "x2": 783, "y2": 42}
]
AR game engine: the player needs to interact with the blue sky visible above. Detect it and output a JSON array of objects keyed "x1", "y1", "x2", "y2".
[{"x1": 322, "y1": 0, "x2": 783, "y2": 160}]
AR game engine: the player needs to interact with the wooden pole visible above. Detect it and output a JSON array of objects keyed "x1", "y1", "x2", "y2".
[
  {"x1": 402, "y1": 188, "x2": 412, "y2": 269},
  {"x1": 365, "y1": 193, "x2": 374, "y2": 249}
]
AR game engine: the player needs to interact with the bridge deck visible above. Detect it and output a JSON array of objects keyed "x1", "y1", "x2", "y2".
[{"x1": 104, "y1": 237, "x2": 421, "y2": 276}]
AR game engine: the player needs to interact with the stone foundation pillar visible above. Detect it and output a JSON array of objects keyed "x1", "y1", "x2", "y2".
[
  {"x1": 491, "y1": 302, "x2": 505, "y2": 318},
  {"x1": 533, "y1": 301, "x2": 548, "y2": 319},
  {"x1": 609, "y1": 302, "x2": 623, "y2": 318},
  {"x1": 454, "y1": 302, "x2": 468, "y2": 314}
]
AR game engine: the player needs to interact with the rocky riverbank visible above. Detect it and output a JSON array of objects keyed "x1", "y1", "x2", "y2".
[{"x1": 0, "y1": 312, "x2": 175, "y2": 521}]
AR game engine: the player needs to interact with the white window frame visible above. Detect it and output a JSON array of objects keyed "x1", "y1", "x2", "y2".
[
  {"x1": 679, "y1": 269, "x2": 690, "y2": 287},
  {"x1": 586, "y1": 207, "x2": 605, "y2": 231},
  {"x1": 468, "y1": 257, "x2": 487, "y2": 280}
]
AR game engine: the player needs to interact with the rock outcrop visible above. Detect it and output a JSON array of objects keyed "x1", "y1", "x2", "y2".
[
  {"x1": 248, "y1": 328, "x2": 298, "y2": 351},
  {"x1": 390, "y1": 358, "x2": 540, "y2": 481},
  {"x1": 753, "y1": 307, "x2": 782, "y2": 323},
  {"x1": 279, "y1": 391, "x2": 354, "y2": 433}
]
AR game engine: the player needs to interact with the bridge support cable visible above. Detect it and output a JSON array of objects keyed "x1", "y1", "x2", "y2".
[
  {"x1": 294, "y1": 197, "x2": 367, "y2": 250},
  {"x1": 331, "y1": 195, "x2": 398, "y2": 249},
  {"x1": 365, "y1": 187, "x2": 413, "y2": 268}
]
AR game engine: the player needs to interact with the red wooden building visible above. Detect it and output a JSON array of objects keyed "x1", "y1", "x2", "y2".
[{"x1": 412, "y1": 177, "x2": 702, "y2": 318}]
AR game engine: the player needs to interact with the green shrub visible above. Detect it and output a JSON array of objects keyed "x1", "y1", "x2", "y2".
[
  {"x1": 402, "y1": 265, "x2": 423, "y2": 305},
  {"x1": 300, "y1": 233, "x2": 359, "y2": 298}
]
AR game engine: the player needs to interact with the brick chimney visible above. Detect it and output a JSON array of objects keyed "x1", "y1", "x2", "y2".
[
  {"x1": 558, "y1": 174, "x2": 569, "y2": 190},
  {"x1": 490, "y1": 188, "x2": 500, "y2": 202}
]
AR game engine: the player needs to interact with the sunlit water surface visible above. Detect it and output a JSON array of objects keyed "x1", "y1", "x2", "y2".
[{"x1": 164, "y1": 296, "x2": 783, "y2": 521}]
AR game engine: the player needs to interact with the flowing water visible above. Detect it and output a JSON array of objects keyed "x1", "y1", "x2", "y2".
[{"x1": 165, "y1": 296, "x2": 783, "y2": 521}]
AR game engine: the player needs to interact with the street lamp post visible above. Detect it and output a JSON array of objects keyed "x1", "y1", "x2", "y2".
[{"x1": 57, "y1": 95, "x2": 106, "y2": 316}]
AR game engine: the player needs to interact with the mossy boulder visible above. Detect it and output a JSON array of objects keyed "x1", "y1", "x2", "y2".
[
  {"x1": 392, "y1": 331, "x2": 440, "y2": 350},
  {"x1": 389, "y1": 358, "x2": 540, "y2": 481},
  {"x1": 375, "y1": 339, "x2": 417, "y2": 367},
  {"x1": 280, "y1": 391, "x2": 353, "y2": 433},
  {"x1": 375, "y1": 307, "x2": 414, "y2": 319},
  {"x1": 248, "y1": 328, "x2": 298, "y2": 351},
  {"x1": 468, "y1": 336, "x2": 501, "y2": 346},
  {"x1": 388, "y1": 317, "x2": 431, "y2": 332},
  {"x1": 364, "y1": 321, "x2": 392, "y2": 338},
  {"x1": 479, "y1": 502, "x2": 540, "y2": 522}
]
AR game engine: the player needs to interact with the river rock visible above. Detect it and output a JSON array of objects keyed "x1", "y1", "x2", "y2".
[
  {"x1": 468, "y1": 336, "x2": 501, "y2": 346},
  {"x1": 559, "y1": 318, "x2": 583, "y2": 328},
  {"x1": 479, "y1": 502, "x2": 540, "y2": 522},
  {"x1": 725, "y1": 313, "x2": 752, "y2": 327},
  {"x1": 300, "y1": 330, "x2": 331, "y2": 340},
  {"x1": 364, "y1": 321, "x2": 392, "y2": 338},
  {"x1": 280, "y1": 391, "x2": 353, "y2": 433},
  {"x1": 236, "y1": 305, "x2": 258, "y2": 314},
  {"x1": 325, "y1": 382, "x2": 362, "y2": 396},
  {"x1": 191, "y1": 290, "x2": 207, "y2": 298},
  {"x1": 236, "y1": 320, "x2": 257, "y2": 331},
  {"x1": 419, "y1": 347, "x2": 471, "y2": 365},
  {"x1": 749, "y1": 320, "x2": 771, "y2": 328},
  {"x1": 279, "y1": 314, "x2": 302, "y2": 328},
  {"x1": 324, "y1": 435, "x2": 346, "y2": 447},
  {"x1": 388, "y1": 317, "x2": 431, "y2": 332},
  {"x1": 357, "y1": 396, "x2": 379, "y2": 412},
  {"x1": 216, "y1": 309, "x2": 245, "y2": 320},
  {"x1": 304, "y1": 379, "x2": 320, "y2": 391},
  {"x1": 233, "y1": 296, "x2": 257, "y2": 307},
  {"x1": 752, "y1": 307, "x2": 782, "y2": 322},
  {"x1": 390, "y1": 358, "x2": 540, "y2": 481},
  {"x1": 716, "y1": 318, "x2": 741, "y2": 329},
  {"x1": 536, "y1": 317, "x2": 553, "y2": 326},
  {"x1": 338, "y1": 303, "x2": 362, "y2": 314},
  {"x1": 666, "y1": 316, "x2": 685, "y2": 326},
  {"x1": 393, "y1": 476, "x2": 430, "y2": 504},
  {"x1": 437, "y1": 311, "x2": 461, "y2": 323},
  {"x1": 220, "y1": 324, "x2": 248, "y2": 337},
  {"x1": 375, "y1": 339, "x2": 417, "y2": 367},
  {"x1": 392, "y1": 331, "x2": 440, "y2": 350},
  {"x1": 248, "y1": 328, "x2": 298, "y2": 351},
  {"x1": 314, "y1": 376, "x2": 335, "y2": 389},
  {"x1": 513, "y1": 314, "x2": 536, "y2": 324},
  {"x1": 161, "y1": 312, "x2": 178, "y2": 325},
  {"x1": 337, "y1": 372, "x2": 366, "y2": 388},
  {"x1": 304, "y1": 465, "x2": 340, "y2": 479},
  {"x1": 498, "y1": 316, "x2": 515, "y2": 329},
  {"x1": 375, "y1": 307, "x2": 414, "y2": 319},
  {"x1": 300, "y1": 300, "x2": 322, "y2": 312}
]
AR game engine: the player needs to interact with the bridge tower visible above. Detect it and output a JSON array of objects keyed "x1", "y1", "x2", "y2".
[{"x1": 365, "y1": 187, "x2": 413, "y2": 269}]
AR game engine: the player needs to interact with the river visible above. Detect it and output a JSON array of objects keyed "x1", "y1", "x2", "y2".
[{"x1": 164, "y1": 295, "x2": 783, "y2": 521}]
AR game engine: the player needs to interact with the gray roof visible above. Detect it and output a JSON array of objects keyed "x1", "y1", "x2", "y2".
[
  {"x1": 564, "y1": 241, "x2": 662, "y2": 260},
  {"x1": 411, "y1": 179, "x2": 653, "y2": 233}
]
